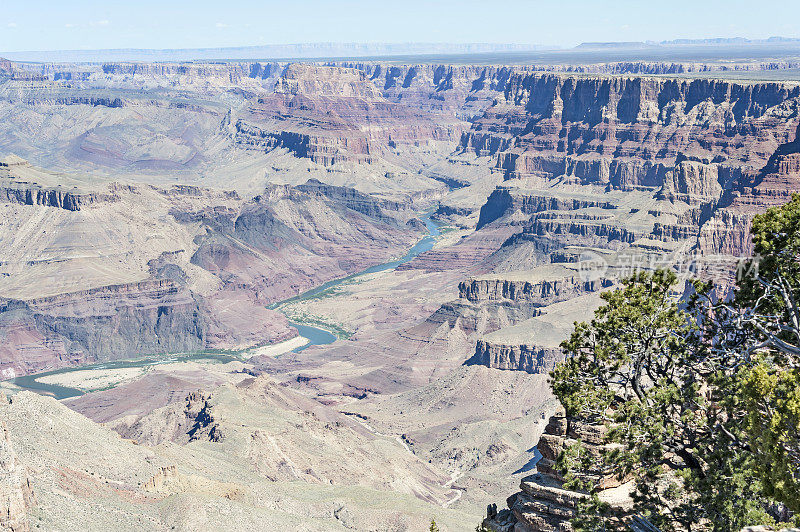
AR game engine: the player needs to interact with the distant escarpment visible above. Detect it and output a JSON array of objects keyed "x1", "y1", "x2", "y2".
[
  {"x1": 462, "y1": 74, "x2": 799, "y2": 184},
  {"x1": 101, "y1": 61, "x2": 282, "y2": 83},
  {"x1": 518, "y1": 59, "x2": 800, "y2": 75},
  {"x1": 332, "y1": 63, "x2": 519, "y2": 118},
  {"x1": 234, "y1": 64, "x2": 465, "y2": 168},
  {"x1": 10, "y1": 58, "x2": 800, "y2": 91},
  {"x1": 464, "y1": 73, "x2": 800, "y2": 259}
]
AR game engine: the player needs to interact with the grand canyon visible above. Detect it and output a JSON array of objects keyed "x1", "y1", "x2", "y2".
[{"x1": 2, "y1": 29, "x2": 800, "y2": 532}]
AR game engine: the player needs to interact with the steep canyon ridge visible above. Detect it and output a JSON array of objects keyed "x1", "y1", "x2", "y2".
[{"x1": 1, "y1": 43, "x2": 800, "y2": 531}]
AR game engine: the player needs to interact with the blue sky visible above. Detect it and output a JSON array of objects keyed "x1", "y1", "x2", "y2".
[{"x1": 1, "y1": 0, "x2": 798, "y2": 52}]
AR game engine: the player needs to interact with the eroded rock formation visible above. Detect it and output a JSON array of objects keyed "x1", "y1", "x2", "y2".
[
  {"x1": 0, "y1": 160, "x2": 423, "y2": 377},
  {"x1": 464, "y1": 73, "x2": 800, "y2": 260},
  {"x1": 484, "y1": 409, "x2": 634, "y2": 532}
]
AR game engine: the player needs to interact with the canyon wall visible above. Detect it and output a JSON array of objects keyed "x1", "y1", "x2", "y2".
[
  {"x1": 463, "y1": 73, "x2": 800, "y2": 260},
  {"x1": 0, "y1": 161, "x2": 423, "y2": 377},
  {"x1": 437, "y1": 73, "x2": 800, "y2": 375},
  {"x1": 3, "y1": 60, "x2": 800, "y2": 381}
]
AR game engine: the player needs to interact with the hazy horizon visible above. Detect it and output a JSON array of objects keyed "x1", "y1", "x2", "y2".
[{"x1": 2, "y1": 0, "x2": 799, "y2": 54}]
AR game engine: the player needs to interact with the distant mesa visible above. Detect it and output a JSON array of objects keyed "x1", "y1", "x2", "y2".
[
  {"x1": 575, "y1": 37, "x2": 800, "y2": 50},
  {"x1": 661, "y1": 36, "x2": 800, "y2": 45}
]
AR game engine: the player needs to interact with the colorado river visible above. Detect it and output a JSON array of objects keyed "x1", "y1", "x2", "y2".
[
  {"x1": 9, "y1": 352, "x2": 239, "y2": 400},
  {"x1": 273, "y1": 210, "x2": 441, "y2": 352},
  {"x1": 4, "y1": 210, "x2": 442, "y2": 399}
]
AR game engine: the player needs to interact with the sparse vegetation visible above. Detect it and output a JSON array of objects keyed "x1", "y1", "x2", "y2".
[{"x1": 549, "y1": 196, "x2": 800, "y2": 530}]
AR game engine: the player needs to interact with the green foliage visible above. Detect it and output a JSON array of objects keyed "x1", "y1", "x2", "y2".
[
  {"x1": 570, "y1": 494, "x2": 613, "y2": 532},
  {"x1": 743, "y1": 193, "x2": 800, "y2": 301},
  {"x1": 741, "y1": 355, "x2": 800, "y2": 511},
  {"x1": 536, "y1": 195, "x2": 800, "y2": 530},
  {"x1": 553, "y1": 269, "x2": 692, "y2": 421},
  {"x1": 735, "y1": 194, "x2": 800, "y2": 514},
  {"x1": 429, "y1": 518, "x2": 440, "y2": 532},
  {"x1": 551, "y1": 268, "x2": 791, "y2": 531},
  {"x1": 557, "y1": 441, "x2": 596, "y2": 492}
]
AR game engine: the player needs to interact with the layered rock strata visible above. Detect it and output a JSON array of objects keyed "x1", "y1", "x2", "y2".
[
  {"x1": 483, "y1": 409, "x2": 634, "y2": 532},
  {"x1": 235, "y1": 64, "x2": 466, "y2": 169},
  {"x1": 467, "y1": 293, "x2": 605, "y2": 374},
  {"x1": 463, "y1": 73, "x2": 800, "y2": 263},
  {"x1": 0, "y1": 162, "x2": 422, "y2": 377}
]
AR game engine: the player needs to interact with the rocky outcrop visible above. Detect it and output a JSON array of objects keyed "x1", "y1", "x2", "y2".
[
  {"x1": 471, "y1": 340, "x2": 562, "y2": 374},
  {"x1": 185, "y1": 392, "x2": 223, "y2": 443},
  {"x1": 465, "y1": 292, "x2": 605, "y2": 374},
  {"x1": 0, "y1": 183, "x2": 118, "y2": 211},
  {"x1": 459, "y1": 271, "x2": 610, "y2": 306},
  {"x1": 483, "y1": 409, "x2": 634, "y2": 532},
  {"x1": 187, "y1": 180, "x2": 420, "y2": 301},
  {"x1": 478, "y1": 186, "x2": 616, "y2": 229},
  {"x1": 0, "y1": 158, "x2": 121, "y2": 211},
  {"x1": 113, "y1": 391, "x2": 223, "y2": 445}
]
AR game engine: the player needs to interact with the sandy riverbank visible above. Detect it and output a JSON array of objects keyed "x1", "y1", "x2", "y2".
[{"x1": 242, "y1": 336, "x2": 309, "y2": 358}]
